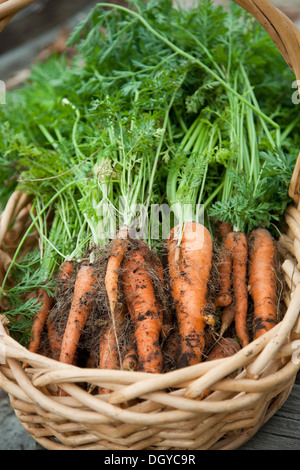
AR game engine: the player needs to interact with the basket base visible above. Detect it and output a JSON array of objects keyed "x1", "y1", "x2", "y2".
[{"x1": 8, "y1": 382, "x2": 295, "y2": 451}]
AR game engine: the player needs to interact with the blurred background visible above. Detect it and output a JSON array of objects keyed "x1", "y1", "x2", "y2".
[{"x1": 1, "y1": 0, "x2": 300, "y2": 83}]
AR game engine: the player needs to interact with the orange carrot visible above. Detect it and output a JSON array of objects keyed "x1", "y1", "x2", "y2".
[
  {"x1": 99, "y1": 302, "x2": 126, "y2": 371},
  {"x1": 46, "y1": 261, "x2": 75, "y2": 361},
  {"x1": 46, "y1": 314, "x2": 62, "y2": 361},
  {"x1": 150, "y1": 251, "x2": 173, "y2": 340},
  {"x1": 198, "y1": 337, "x2": 241, "y2": 399},
  {"x1": 199, "y1": 337, "x2": 240, "y2": 399},
  {"x1": 60, "y1": 260, "x2": 74, "y2": 282},
  {"x1": 230, "y1": 232, "x2": 249, "y2": 348},
  {"x1": 47, "y1": 316, "x2": 78, "y2": 367},
  {"x1": 217, "y1": 232, "x2": 249, "y2": 347},
  {"x1": 122, "y1": 348, "x2": 138, "y2": 371},
  {"x1": 248, "y1": 228, "x2": 278, "y2": 340},
  {"x1": 167, "y1": 222, "x2": 213, "y2": 368},
  {"x1": 105, "y1": 225, "x2": 129, "y2": 320},
  {"x1": 121, "y1": 325, "x2": 138, "y2": 371},
  {"x1": 98, "y1": 302, "x2": 126, "y2": 394},
  {"x1": 24, "y1": 289, "x2": 53, "y2": 366},
  {"x1": 163, "y1": 328, "x2": 180, "y2": 372},
  {"x1": 121, "y1": 245, "x2": 163, "y2": 374},
  {"x1": 59, "y1": 264, "x2": 97, "y2": 365},
  {"x1": 219, "y1": 303, "x2": 235, "y2": 336},
  {"x1": 206, "y1": 337, "x2": 241, "y2": 361},
  {"x1": 215, "y1": 239, "x2": 232, "y2": 308},
  {"x1": 131, "y1": 245, "x2": 172, "y2": 340},
  {"x1": 217, "y1": 221, "x2": 233, "y2": 239}
]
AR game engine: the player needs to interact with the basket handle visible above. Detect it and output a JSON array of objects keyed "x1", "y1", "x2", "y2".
[
  {"x1": 233, "y1": 0, "x2": 300, "y2": 92},
  {"x1": 289, "y1": 153, "x2": 300, "y2": 205},
  {"x1": 234, "y1": 1, "x2": 300, "y2": 201}
]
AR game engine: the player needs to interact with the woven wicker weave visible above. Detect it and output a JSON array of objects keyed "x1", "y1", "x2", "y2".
[{"x1": 0, "y1": 0, "x2": 300, "y2": 451}]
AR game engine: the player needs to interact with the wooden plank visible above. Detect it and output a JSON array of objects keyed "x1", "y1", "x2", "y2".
[{"x1": 239, "y1": 384, "x2": 300, "y2": 450}]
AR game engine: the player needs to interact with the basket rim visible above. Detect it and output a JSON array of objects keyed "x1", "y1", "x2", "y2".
[{"x1": 233, "y1": 0, "x2": 300, "y2": 85}]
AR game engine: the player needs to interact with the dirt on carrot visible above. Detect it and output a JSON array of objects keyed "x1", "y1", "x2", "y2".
[
  {"x1": 121, "y1": 241, "x2": 164, "y2": 374},
  {"x1": 26, "y1": 290, "x2": 54, "y2": 355},
  {"x1": 214, "y1": 238, "x2": 233, "y2": 309},
  {"x1": 248, "y1": 229, "x2": 279, "y2": 340},
  {"x1": 167, "y1": 222, "x2": 213, "y2": 368},
  {"x1": 38, "y1": 238, "x2": 170, "y2": 373},
  {"x1": 25, "y1": 222, "x2": 287, "y2": 386}
]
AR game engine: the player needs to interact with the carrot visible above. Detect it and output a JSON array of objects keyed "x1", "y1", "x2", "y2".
[
  {"x1": 99, "y1": 302, "x2": 126, "y2": 370},
  {"x1": 120, "y1": 325, "x2": 138, "y2": 371},
  {"x1": 122, "y1": 348, "x2": 138, "y2": 371},
  {"x1": 206, "y1": 337, "x2": 241, "y2": 361},
  {"x1": 214, "y1": 239, "x2": 232, "y2": 308},
  {"x1": 46, "y1": 261, "x2": 75, "y2": 361},
  {"x1": 230, "y1": 232, "x2": 249, "y2": 348},
  {"x1": 217, "y1": 221, "x2": 233, "y2": 239},
  {"x1": 59, "y1": 264, "x2": 97, "y2": 365},
  {"x1": 150, "y1": 251, "x2": 173, "y2": 340},
  {"x1": 60, "y1": 260, "x2": 74, "y2": 282},
  {"x1": 121, "y1": 245, "x2": 163, "y2": 374},
  {"x1": 217, "y1": 231, "x2": 249, "y2": 347},
  {"x1": 219, "y1": 303, "x2": 235, "y2": 336},
  {"x1": 163, "y1": 328, "x2": 180, "y2": 372},
  {"x1": 198, "y1": 337, "x2": 241, "y2": 400},
  {"x1": 98, "y1": 301, "x2": 126, "y2": 394},
  {"x1": 105, "y1": 225, "x2": 129, "y2": 320},
  {"x1": 46, "y1": 314, "x2": 62, "y2": 361},
  {"x1": 167, "y1": 222, "x2": 213, "y2": 368},
  {"x1": 248, "y1": 228, "x2": 278, "y2": 340},
  {"x1": 24, "y1": 289, "x2": 53, "y2": 367}
]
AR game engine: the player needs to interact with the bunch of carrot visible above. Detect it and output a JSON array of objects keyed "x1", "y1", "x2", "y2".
[
  {"x1": 24, "y1": 220, "x2": 280, "y2": 392},
  {"x1": 216, "y1": 225, "x2": 278, "y2": 347},
  {"x1": 0, "y1": 1, "x2": 292, "y2": 405}
]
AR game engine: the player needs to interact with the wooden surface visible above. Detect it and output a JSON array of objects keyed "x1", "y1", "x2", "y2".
[{"x1": 239, "y1": 382, "x2": 300, "y2": 450}]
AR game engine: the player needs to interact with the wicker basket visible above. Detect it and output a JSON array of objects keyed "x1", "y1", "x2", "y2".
[{"x1": 0, "y1": 0, "x2": 300, "y2": 451}]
